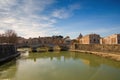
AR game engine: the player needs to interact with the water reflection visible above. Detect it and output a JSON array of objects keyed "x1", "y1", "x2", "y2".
[
  {"x1": 0, "y1": 51, "x2": 120, "y2": 80},
  {"x1": 20, "y1": 51, "x2": 29, "y2": 58},
  {"x1": 27, "y1": 51, "x2": 120, "y2": 68},
  {"x1": 0, "y1": 60, "x2": 18, "y2": 80}
]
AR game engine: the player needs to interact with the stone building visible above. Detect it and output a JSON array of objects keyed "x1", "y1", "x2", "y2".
[
  {"x1": 16, "y1": 37, "x2": 24, "y2": 44},
  {"x1": 17, "y1": 37, "x2": 27, "y2": 46},
  {"x1": 64, "y1": 36, "x2": 71, "y2": 45},
  {"x1": 17, "y1": 36, "x2": 65, "y2": 47},
  {"x1": 27, "y1": 38, "x2": 39, "y2": 45},
  {"x1": 78, "y1": 34, "x2": 100, "y2": 44},
  {"x1": 77, "y1": 33, "x2": 83, "y2": 39},
  {"x1": 100, "y1": 34, "x2": 120, "y2": 44},
  {"x1": 37, "y1": 36, "x2": 64, "y2": 45}
]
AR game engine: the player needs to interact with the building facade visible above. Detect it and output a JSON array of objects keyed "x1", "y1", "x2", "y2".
[
  {"x1": 78, "y1": 34, "x2": 100, "y2": 44},
  {"x1": 100, "y1": 34, "x2": 120, "y2": 44},
  {"x1": 17, "y1": 36, "x2": 66, "y2": 47}
]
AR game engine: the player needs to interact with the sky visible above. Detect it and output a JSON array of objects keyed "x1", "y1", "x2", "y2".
[{"x1": 0, "y1": 0, "x2": 120, "y2": 39}]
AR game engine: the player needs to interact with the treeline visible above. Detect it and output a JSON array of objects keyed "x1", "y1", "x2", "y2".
[{"x1": 0, "y1": 30, "x2": 18, "y2": 44}]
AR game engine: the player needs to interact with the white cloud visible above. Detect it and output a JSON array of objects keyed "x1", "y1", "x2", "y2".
[
  {"x1": 52, "y1": 8, "x2": 70, "y2": 19},
  {"x1": 0, "y1": 0, "x2": 16, "y2": 7},
  {"x1": 0, "y1": 0, "x2": 59, "y2": 38},
  {"x1": 52, "y1": 3, "x2": 80, "y2": 19},
  {"x1": 0, "y1": 0, "x2": 82, "y2": 38}
]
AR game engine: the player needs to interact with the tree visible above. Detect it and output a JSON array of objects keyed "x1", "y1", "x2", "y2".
[
  {"x1": 52, "y1": 35, "x2": 63, "y2": 39},
  {"x1": 0, "y1": 33, "x2": 6, "y2": 43},
  {"x1": 4, "y1": 30, "x2": 18, "y2": 44}
]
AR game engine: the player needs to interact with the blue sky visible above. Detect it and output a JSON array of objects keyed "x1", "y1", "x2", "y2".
[{"x1": 0, "y1": 0, "x2": 120, "y2": 38}]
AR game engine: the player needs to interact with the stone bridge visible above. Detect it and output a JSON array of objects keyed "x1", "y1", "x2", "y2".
[{"x1": 17, "y1": 43, "x2": 71, "y2": 52}]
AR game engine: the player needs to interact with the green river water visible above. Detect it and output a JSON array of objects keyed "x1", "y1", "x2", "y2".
[{"x1": 0, "y1": 51, "x2": 120, "y2": 80}]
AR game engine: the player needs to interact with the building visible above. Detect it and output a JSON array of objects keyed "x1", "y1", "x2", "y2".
[
  {"x1": 78, "y1": 34, "x2": 100, "y2": 44},
  {"x1": 64, "y1": 36, "x2": 71, "y2": 45},
  {"x1": 17, "y1": 36, "x2": 65, "y2": 47},
  {"x1": 100, "y1": 34, "x2": 120, "y2": 44}
]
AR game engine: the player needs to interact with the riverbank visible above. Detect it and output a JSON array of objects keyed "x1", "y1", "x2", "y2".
[
  {"x1": 70, "y1": 50, "x2": 120, "y2": 61},
  {"x1": 0, "y1": 44, "x2": 20, "y2": 65},
  {"x1": 0, "y1": 53, "x2": 20, "y2": 65}
]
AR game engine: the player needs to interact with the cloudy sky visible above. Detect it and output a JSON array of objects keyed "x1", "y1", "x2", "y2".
[{"x1": 0, "y1": 0, "x2": 120, "y2": 38}]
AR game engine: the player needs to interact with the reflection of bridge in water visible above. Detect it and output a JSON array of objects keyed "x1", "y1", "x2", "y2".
[{"x1": 23, "y1": 51, "x2": 120, "y2": 69}]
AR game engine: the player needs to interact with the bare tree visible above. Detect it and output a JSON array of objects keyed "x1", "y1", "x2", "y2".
[
  {"x1": 4, "y1": 30, "x2": 18, "y2": 44},
  {"x1": 0, "y1": 33, "x2": 7, "y2": 43}
]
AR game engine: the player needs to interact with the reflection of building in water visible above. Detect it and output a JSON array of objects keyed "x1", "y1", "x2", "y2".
[
  {"x1": 21, "y1": 52, "x2": 120, "y2": 69},
  {"x1": 72, "y1": 52, "x2": 102, "y2": 67},
  {"x1": 81, "y1": 59, "x2": 90, "y2": 65},
  {"x1": 80, "y1": 57, "x2": 101, "y2": 67},
  {"x1": 33, "y1": 58, "x2": 36, "y2": 62},
  {"x1": 50, "y1": 55, "x2": 65, "y2": 61},
  {"x1": 80, "y1": 58, "x2": 101, "y2": 67}
]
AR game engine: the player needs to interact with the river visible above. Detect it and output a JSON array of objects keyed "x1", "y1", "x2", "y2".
[{"x1": 0, "y1": 51, "x2": 120, "y2": 80}]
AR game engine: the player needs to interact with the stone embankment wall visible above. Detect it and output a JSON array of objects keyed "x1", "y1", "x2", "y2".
[
  {"x1": 0, "y1": 44, "x2": 17, "y2": 59},
  {"x1": 74, "y1": 44, "x2": 120, "y2": 53}
]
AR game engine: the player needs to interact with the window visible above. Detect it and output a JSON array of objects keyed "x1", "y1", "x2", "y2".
[
  {"x1": 93, "y1": 39, "x2": 96, "y2": 42},
  {"x1": 118, "y1": 40, "x2": 120, "y2": 44}
]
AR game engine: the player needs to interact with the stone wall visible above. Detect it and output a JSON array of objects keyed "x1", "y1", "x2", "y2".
[
  {"x1": 0, "y1": 44, "x2": 17, "y2": 59},
  {"x1": 74, "y1": 44, "x2": 120, "y2": 53}
]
